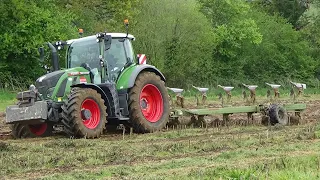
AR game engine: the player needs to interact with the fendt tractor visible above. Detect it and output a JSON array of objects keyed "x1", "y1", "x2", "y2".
[{"x1": 5, "y1": 20, "x2": 170, "y2": 139}]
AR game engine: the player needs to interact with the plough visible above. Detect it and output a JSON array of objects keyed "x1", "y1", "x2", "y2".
[{"x1": 167, "y1": 82, "x2": 307, "y2": 127}]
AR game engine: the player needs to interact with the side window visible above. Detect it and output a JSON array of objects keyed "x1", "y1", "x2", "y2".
[
  {"x1": 124, "y1": 39, "x2": 134, "y2": 62},
  {"x1": 105, "y1": 39, "x2": 127, "y2": 71}
]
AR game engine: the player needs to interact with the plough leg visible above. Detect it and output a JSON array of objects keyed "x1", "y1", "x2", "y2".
[
  {"x1": 223, "y1": 114, "x2": 230, "y2": 127},
  {"x1": 176, "y1": 95, "x2": 184, "y2": 108},
  {"x1": 247, "y1": 112, "x2": 254, "y2": 125},
  {"x1": 202, "y1": 94, "x2": 207, "y2": 105},
  {"x1": 188, "y1": 115, "x2": 206, "y2": 128}
]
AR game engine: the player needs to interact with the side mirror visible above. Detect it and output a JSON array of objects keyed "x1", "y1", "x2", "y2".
[
  {"x1": 38, "y1": 47, "x2": 45, "y2": 62},
  {"x1": 54, "y1": 41, "x2": 67, "y2": 50},
  {"x1": 104, "y1": 35, "x2": 112, "y2": 50}
]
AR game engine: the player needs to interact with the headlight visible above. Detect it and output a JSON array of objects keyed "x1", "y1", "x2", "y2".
[
  {"x1": 29, "y1": 84, "x2": 36, "y2": 91},
  {"x1": 46, "y1": 87, "x2": 55, "y2": 98}
]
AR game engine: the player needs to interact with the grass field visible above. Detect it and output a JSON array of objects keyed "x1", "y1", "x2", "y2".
[
  {"x1": 0, "y1": 88, "x2": 320, "y2": 179},
  {"x1": 1, "y1": 124, "x2": 320, "y2": 179},
  {"x1": 0, "y1": 89, "x2": 15, "y2": 112}
]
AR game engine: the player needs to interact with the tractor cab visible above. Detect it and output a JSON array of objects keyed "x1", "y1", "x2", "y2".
[{"x1": 65, "y1": 33, "x2": 136, "y2": 83}]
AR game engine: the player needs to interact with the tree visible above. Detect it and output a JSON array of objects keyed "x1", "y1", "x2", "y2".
[
  {"x1": 252, "y1": 0, "x2": 310, "y2": 28},
  {"x1": 132, "y1": 0, "x2": 215, "y2": 87},
  {"x1": 198, "y1": 0, "x2": 263, "y2": 83},
  {"x1": 240, "y1": 7, "x2": 316, "y2": 84},
  {"x1": 299, "y1": 1, "x2": 320, "y2": 80},
  {"x1": 0, "y1": 0, "x2": 78, "y2": 88},
  {"x1": 55, "y1": 0, "x2": 140, "y2": 34}
]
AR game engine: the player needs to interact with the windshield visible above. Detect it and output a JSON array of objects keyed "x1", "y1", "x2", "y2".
[{"x1": 68, "y1": 38, "x2": 99, "y2": 68}]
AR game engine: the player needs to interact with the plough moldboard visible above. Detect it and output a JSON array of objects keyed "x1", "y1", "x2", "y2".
[{"x1": 167, "y1": 81, "x2": 308, "y2": 127}]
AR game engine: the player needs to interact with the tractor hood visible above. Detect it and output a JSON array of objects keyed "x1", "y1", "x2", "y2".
[
  {"x1": 35, "y1": 70, "x2": 65, "y2": 99},
  {"x1": 34, "y1": 67, "x2": 91, "y2": 100}
]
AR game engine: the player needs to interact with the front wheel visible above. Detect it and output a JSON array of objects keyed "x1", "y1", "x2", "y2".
[
  {"x1": 11, "y1": 122, "x2": 53, "y2": 138},
  {"x1": 128, "y1": 72, "x2": 170, "y2": 133},
  {"x1": 61, "y1": 88, "x2": 107, "y2": 138}
]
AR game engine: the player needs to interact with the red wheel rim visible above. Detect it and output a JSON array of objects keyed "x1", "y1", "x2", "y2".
[
  {"x1": 140, "y1": 84, "x2": 164, "y2": 123},
  {"x1": 29, "y1": 123, "x2": 47, "y2": 136},
  {"x1": 81, "y1": 99, "x2": 101, "y2": 129}
]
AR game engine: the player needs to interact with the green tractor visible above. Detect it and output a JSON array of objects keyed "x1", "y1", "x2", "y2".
[{"x1": 5, "y1": 25, "x2": 170, "y2": 139}]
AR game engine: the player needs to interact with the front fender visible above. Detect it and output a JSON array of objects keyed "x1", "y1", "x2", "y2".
[
  {"x1": 49, "y1": 67, "x2": 91, "y2": 101},
  {"x1": 71, "y1": 83, "x2": 113, "y2": 117},
  {"x1": 116, "y1": 64, "x2": 166, "y2": 90}
]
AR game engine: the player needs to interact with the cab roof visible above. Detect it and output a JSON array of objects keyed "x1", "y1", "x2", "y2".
[{"x1": 67, "y1": 33, "x2": 135, "y2": 45}]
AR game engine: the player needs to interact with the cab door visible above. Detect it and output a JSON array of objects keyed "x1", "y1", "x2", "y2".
[
  {"x1": 105, "y1": 38, "x2": 134, "y2": 82},
  {"x1": 105, "y1": 38, "x2": 127, "y2": 82}
]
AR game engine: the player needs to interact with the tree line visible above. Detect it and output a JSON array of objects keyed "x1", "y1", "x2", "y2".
[{"x1": 0, "y1": 0, "x2": 320, "y2": 89}]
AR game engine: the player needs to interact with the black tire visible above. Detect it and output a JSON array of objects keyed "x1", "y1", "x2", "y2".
[
  {"x1": 61, "y1": 88, "x2": 107, "y2": 138},
  {"x1": 268, "y1": 104, "x2": 288, "y2": 125},
  {"x1": 128, "y1": 71, "x2": 170, "y2": 133},
  {"x1": 11, "y1": 122, "x2": 53, "y2": 139}
]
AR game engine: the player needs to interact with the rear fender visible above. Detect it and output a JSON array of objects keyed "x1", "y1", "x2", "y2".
[{"x1": 116, "y1": 64, "x2": 166, "y2": 90}]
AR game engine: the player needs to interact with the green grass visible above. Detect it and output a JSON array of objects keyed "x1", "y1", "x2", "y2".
[
  {"x1": 0, "y1": 89, "x2": 16, "y2": 112},
  {"x1": 1, "y1": 124, "x2": 320, "y2": 179}
]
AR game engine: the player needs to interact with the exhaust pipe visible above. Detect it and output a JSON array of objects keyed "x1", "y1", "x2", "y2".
[{"x1": 47, "y1": 42, "x2": 60, "y2": 71}]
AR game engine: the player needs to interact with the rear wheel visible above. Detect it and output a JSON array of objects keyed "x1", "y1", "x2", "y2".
[
  {"x1": 11, "y1": 122, "x2": 53, "y2": 138},
  {"x1": 61, "y1": 88, "x2": 107, "y2": 138},
  {"x1": 128, "y1": 72, "x2": 169, "y2": 133}
]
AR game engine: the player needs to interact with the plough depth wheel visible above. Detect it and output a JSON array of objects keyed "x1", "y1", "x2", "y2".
[{"x1": 268, "y1": 104, "x2": 288, "y2": 125}]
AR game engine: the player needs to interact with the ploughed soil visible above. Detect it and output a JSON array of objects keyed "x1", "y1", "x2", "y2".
[
  {"x1": 0, "y1": 112, "x2": 10, "y2": 132},
  {"x1": 0, "y1": 112, "x2": 11, "y2": 139}
]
